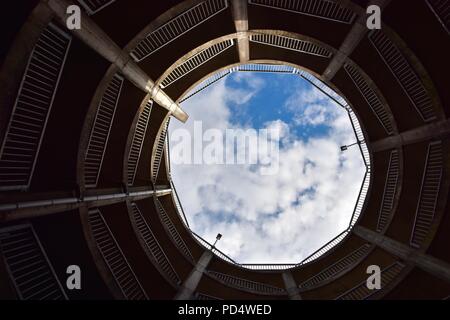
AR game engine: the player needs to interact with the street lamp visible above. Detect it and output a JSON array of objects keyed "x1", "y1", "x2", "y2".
[
  {"x1": 340, "y1": 140, "x2": 362, "y2": 152},
  {"x1": 212, "y1": 233, "x2": 222, "y2": 248}
]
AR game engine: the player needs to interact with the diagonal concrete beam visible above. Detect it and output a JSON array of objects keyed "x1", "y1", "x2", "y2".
[
  {"x1": 231, "y1": 0, "x2": 250, "y2": 63},
  {"x1": 0, "y1": 187, "x2": 171, "y2": 222},
  {"x1": 282, "y1": 271, "x2": 302, "y2": 300},
  {"x1": 43, "y1": 0, "x2": 188, "y2": 122},
  {"x1": 174, "y1": 250, "x2": 213, "y2": 300},
  {"x1": 353, "y1": 226, "x2": 450, "y2": 283},
  {"x1": 323, "y1": 0, "x2": 391, "y2": 81},
  {"x1": 371, "y1": 118, "x2": 450, "y2": 152}
]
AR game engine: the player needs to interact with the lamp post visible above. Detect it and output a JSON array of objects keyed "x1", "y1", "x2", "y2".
[
  {"x1": 212, "y1": 233, "x2": 222, "y2": 248},
  {"x1": 340, "y1": 140, "x2": 363, "y2": 151}
]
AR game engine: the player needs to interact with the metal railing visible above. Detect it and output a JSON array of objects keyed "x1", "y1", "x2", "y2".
[
  {"x1": 151, "y1": 118, "x2": 170, "y2": 182},
  {"x1": 344, "y1": 63, "x2": 394, "y2": 135},
  {"x1": 127, "y1": 100, "x2": 153, "y2": 186},
  {"x1": 130, "y1": 203, "x2": 181, "y2": 287},
  {"x1": 237, "y1": 63, "x2": 295, "y2": 73},
  {"x1": 336, "y1": 262, "x2": 404, "y2": 300},
  {"x1": 0, "y1": 23, "x2": 71, "y2": 191},
  {"x1": 299, "y1": 244, "x2": 372, "y2": 289},
  {"x1": 170, "y1": 180, "x2": 190, "y2": 228},
  {"x1": 179, "y1": 69, "x2": 231, "y2": 103},
  {"x1": 249, "y1": 33, "x2": 332, "y2": 57},
  {"x1": 88, "y1": 209, "x2": 148, "y2": 300},
  {"x1": 77, "y1": 0, "x2": 116, "y2": 15},
  {"x1": 0, "y1": 224, "x2": 67, "y2": 300},
  {"x1": 248, "y1": 0, "x2": 356, "y2": 24},
  {"x1": 426, "y1": 0, "x2": 450, "y2": 34},
  {"x1": 195, "y1": 292, "x2": 223, "y2": 300},
  {"x1": 206, "y1": 270, "x2": 286, "y2": 295},
  {"x1": 131, "y1": 0, "x2": 228, "y2": 62},
  {"x1": 160, "y1": 39, "x2": 234, "y2": 88},
  {"x1": 377, "y1": 150, "x2": 400, "y2": 232},
  {"x1": 368, "y1": 30, "x2": 436, "y2": 122},
  {"x1": 410, "y1": 141, "x2": 443, "y2": 248},
  {"x1": 155, "y1": 199, "x2": 195, "y2": 263},
  {"x1": 84, "y1": 74, "x2": 124, "y2": 188},
  {"x1": 169, "y1": 63, "x2": 372, "y2": 270}
]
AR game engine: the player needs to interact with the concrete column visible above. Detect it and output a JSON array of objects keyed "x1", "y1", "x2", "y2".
[
  {"x1": 371, "y1": 118, "x2": 450, "y2": 152},
  {"x1": 322, "y1": 0, "x2": 391, "y2": 81},
  {"x1": 0, "y1": 187, "x2": 171, "y2": 222},
  {"x1": 353, "y1": 226, "x2": 450, "y2": 283},
  {"x1": 175, "y1": 250, "x2": 213, "y2": 300},
  {"x1": 231, "y1": 0, "x2": 250, "y2": 63},
  {"x1": 282, "y1": 271, "x2": 302, "y2": 300},
  {"x1": 43, "y1": 0, "x2": 188, "y2": 123}
]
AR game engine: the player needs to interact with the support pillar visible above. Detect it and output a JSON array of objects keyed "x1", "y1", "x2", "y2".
[
  {"x1": 0, "y1": 187, "x2": 171, "y2": 222},
  {"x1": 231, "y1": 0, "x2": 250, "y2": 63},
  {"x1": 282, "y1": 271, "x2": 302, "y2": 300},
  {"x1": 43, "y1": 0, "x2": 188, "y2": 122},
  {"x1": 175, "y1": 250, "x2": 213, "y2": 300},
  {"x1": 371, "y1": 118, "x2": 450, "y2": 152},
  {"x1": 353, "y1": 226, "x2": 450, "y2": 283},
  {"x1": 323, "y1": 0, "x2": 391, "y2": 81}
]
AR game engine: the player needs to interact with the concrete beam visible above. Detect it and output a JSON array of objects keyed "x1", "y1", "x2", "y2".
[
  {"x1": 371, "y1": 118, "x2": 450, "y2": 152},
  {"x1": 43, "y1": 0, "x2": 188, "y2": 122},
  {"x1": 0, "y1": 187, "x2": 171, "y2": 222},
  {"x1": 282, "y1": 272, "x2": 302, "y2": 300},
  {"x1": 231, "y1": 0, "x2": 250, "y2": 63},
  {"x1": 353, "y1": 226, "x2": 450, "y2": 283},
  {"x1": 175, "y1": 250, "x2": 213, "y2": 300},
  {"x1": 322, "y1": 0, "x2": 391, "y2": 81}
]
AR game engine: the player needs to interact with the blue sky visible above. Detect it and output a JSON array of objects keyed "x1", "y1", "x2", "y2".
[{"x1": 169, "y1": 69, "x2": 366, "y2": 264}]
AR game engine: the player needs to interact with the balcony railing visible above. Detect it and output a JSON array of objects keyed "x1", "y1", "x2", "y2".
[
  {"x1": 0, "y1": 23, "x2": 71, "y2": 191},
  {"x1": 0, "y1": 224, "x2": 67, "y2": 300},
  {"x1": 127, "y1": 100, "x2": 153, "y2": 186},
  {"x1": 368, "y1": 30, "x2": 436, "y2": 122},
  {"x1": 77, "y1": 0, "x2": 116, "y2": 15},
  {"x1": 130, "y1": 203, "x2": 181, "y2": 287},
  {"x1": 336, "y1": 262, "x2": 405, "y2": 300},
  {"x1": 249, "y1": 33, "x2": 332, "y2": 58},
  {"x1": 299, "y1": 244, "x2": 372, "y2": 289},
  {"x1": 377, "y1": 150, "x2": 400, "y2": 232},
  {"x1": 160, "y1": 39, "x2": 234, "y2": 88},
  {"x1": 426, "y1": 0, "x2": 450, "y2": 34},
  {"x1": 155, "y1": 199, "x2": 195, "y2": 263},
  {"x1": 344, "y1": 63, "x2": 395, "y2": 135},
  {"x1": 88, "y1": 209, "x2": 148, "y2": 300},
  {"x1": 179, "y1": 69, "x2": 231, "y2": 103},
  {"x1": 248, "y1": 0, "x2": 356, "y2": 24},
  {"x1": 151, "y1": 118, "x2": 170, "y2": 182},
  {"x1": 206, "y1": 270, "x2": 286, "y2": 295},
  {"x1": 410, "y1": 141, "x2": 443, "y2": 248},
  {"x1": 131, "y1": 0, "x2": 229, "y2": 62},
  {"x1": 84, "y1": 74, "x2": 124, "y2": 188}
]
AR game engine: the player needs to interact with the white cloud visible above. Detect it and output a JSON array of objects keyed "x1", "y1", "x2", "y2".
[{"x1": 169, "y1": 73, "x2": 366, "y2": 264}]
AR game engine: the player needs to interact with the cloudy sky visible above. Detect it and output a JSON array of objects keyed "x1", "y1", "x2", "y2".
[{"x1": 169, "y1": 70, "x2": 366, "y2": 264}]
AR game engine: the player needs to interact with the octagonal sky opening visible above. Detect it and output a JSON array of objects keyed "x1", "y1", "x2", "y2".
[{"x1": 167, "y1": 64, "x2": 369, "y2": 267}]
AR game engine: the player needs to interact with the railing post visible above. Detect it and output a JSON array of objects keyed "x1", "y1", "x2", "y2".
[{"x1": 174, "y1": 250, "x2": 214, "y2": 300}]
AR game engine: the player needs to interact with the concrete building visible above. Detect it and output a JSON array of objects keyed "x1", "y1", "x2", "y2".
[{"x1": 0, "y1": 0, "x2": 449, "y2": 300}]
